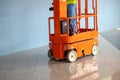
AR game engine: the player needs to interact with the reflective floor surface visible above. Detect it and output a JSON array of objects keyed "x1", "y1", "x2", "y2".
[
  {"x1": 100, "y1": 28, "x2": 120, "y2": 50},
  {"x1": 0, "y1": 29, "x2": 120, "y2": 80}
]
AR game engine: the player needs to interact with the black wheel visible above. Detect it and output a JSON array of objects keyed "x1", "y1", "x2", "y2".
[
  {"x1": 48, "y1": 49, "x2": 53, "y2": 59},
  {"x1": 91, "y1": 45, "x2": 98, "y2": 56},
  {"x1": 67, "y1": 50, "x2": 77, "y2": 63}
]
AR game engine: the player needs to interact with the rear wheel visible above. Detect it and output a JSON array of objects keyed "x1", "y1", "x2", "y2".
[
  {"x1": 67, "y1": 50, "x2": 77, "y2": 63},
  {"x1": 92, "y1": 45, "x2": 98, "y2": 56},
  {"x1": 48, "y1": 49, "x2": 53, "y2": 59},
  {"x1": 54, "y1": 58, "x2": 60, "y2": 61}
]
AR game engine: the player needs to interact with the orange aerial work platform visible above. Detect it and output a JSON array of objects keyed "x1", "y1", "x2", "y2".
[{"x1": 48, "y1": 0, "x2": 98, "y2": 62}]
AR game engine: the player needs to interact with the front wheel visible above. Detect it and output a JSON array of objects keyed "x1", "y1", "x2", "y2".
[
  {"x1": 91, "y1": 45, "x2": 98, "y2": 56},
  {"x1": 67, "y1": 50, "x2": 77, "y2": 63}
]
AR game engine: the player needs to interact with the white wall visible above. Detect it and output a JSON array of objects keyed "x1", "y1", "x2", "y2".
[{"x1": 0, "y1": 0, "x2": 52, "y2": 56}]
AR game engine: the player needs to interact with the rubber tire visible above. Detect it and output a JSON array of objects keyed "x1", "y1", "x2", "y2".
[
  {"x1": 54, "y1": 58, "x2": 60, "y2": 61},
  {"x1": 67, "y1": 50, "x2": 77, "y2": 63},
  {"x1": 48, "y1": 49, "x2": 53, "y2": 59},
  {"x1": 91, "y1": 45, "x2": 98, "y2": 56}
]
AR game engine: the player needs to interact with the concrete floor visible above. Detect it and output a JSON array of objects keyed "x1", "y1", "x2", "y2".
[{"x1": 0, "y1": 29, "x2": 120, "y2": 80}]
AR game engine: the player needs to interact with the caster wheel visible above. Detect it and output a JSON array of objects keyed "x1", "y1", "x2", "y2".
[
  {"x1": 67, "y1": 50, "x2": 77, "y2": 63},
  {"x1": 54, "y1": 58, "x2": 60, "y2": 61},
  {"x1": 92, "y1": 45, "x2": 98, "y2": 56},
  {"x1": 48, "y1": 49, "x2": 53, "y2": 59}
]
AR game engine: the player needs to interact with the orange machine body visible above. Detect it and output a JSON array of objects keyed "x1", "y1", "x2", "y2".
[{"x1": 48, "y1": 0, "x2": 98, "y2": 60}]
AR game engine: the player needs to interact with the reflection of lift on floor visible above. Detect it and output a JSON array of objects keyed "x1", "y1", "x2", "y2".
[
  {"x1": 48, "y1": 56, "x2": 99, "y2": 80},
  {"x1": 48, "y1": 0, "x2": 98, "y2": 62}
]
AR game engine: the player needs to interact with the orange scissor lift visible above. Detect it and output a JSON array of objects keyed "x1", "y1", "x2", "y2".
[{"x1": 48, "y1": 0, "x2": 98, "y2": 62}]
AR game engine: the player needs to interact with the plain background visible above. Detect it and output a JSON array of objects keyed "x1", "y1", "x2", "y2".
[{"x1": 0, "y1": 0, "x2": 120, "y2": 56}]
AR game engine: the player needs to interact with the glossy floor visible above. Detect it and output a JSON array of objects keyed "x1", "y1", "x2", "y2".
[
  {"x1": 100, "y1": 28, "x2": 120, "y2": 50},
  {"x1": 0, "y1": 30, "x2": 120, "y2": 80}
]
